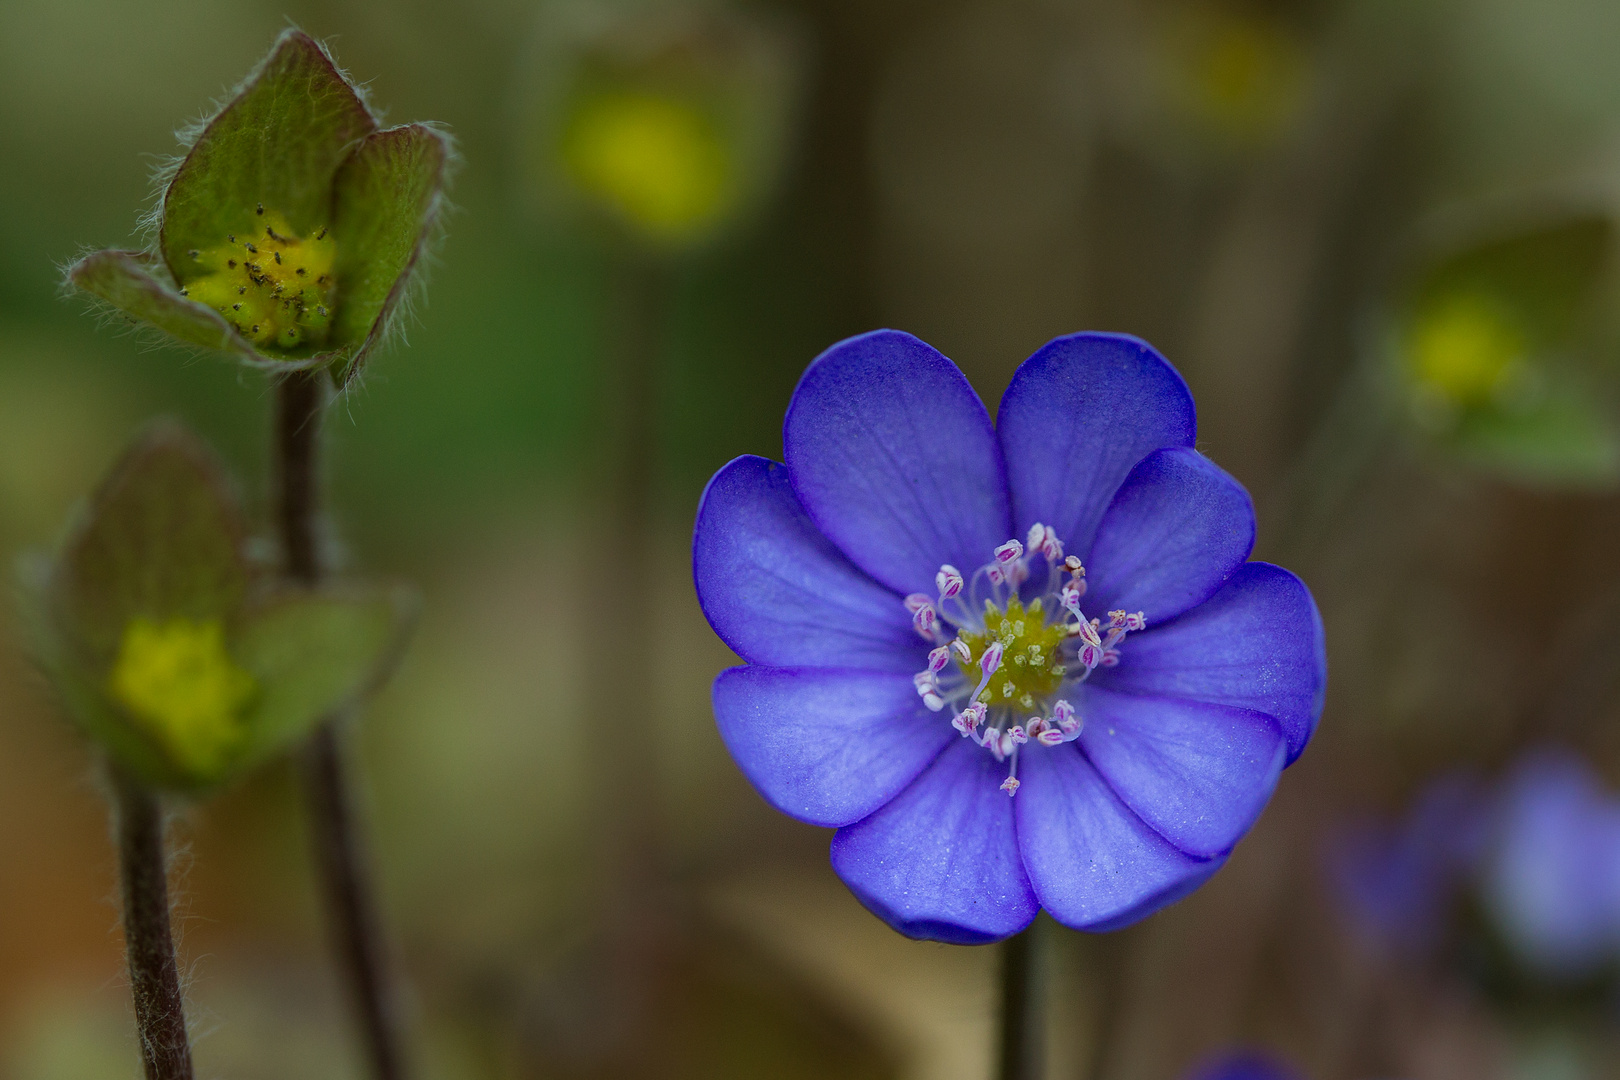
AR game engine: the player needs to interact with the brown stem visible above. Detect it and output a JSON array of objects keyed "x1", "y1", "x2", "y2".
[
  {"x1": 998, "y1": 924, "x2": 1044, "y2": 1080},
  {"x1": 112, "y1": 764, "x2": 194, "y2": 1080},
  {"x1": 275, "y1": 369, "x2": 407, "y2": 1080}
]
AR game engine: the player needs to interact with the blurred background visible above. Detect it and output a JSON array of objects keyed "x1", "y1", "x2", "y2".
[{"x1": 6, "y1": 0, "x2": 1620, "y2": 1077}]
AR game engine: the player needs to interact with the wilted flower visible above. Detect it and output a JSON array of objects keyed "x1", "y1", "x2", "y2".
[
  {"x1": 694, "y1": 330, "x2": 1326, "y2": 942},
  {"x1": 65, "y1": 30, "x2": 450, "y2": 386},
  {"x1": 19, "y1": 424, "x2": 414, "y2": 791}
]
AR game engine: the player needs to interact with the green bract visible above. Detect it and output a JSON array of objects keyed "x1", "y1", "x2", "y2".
[
  {"x1": 20, "y1": 424, "x2": 416, "y2": 792},
  {"x1": 1394, "y1": 211, "x2": 1620, "y2": 488},
  {"x1": 66, "y1": 30, "x2": 449, "y2": 386}
]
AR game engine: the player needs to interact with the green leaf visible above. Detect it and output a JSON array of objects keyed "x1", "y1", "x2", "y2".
[
  {"x1": 66, "y1": 249, "x2": 259, "y2": 358},
  {"x1": 48, "y1": 423, "x2": 250, "y2": 673},
  {"x1": 328, "y1": 123, "x2": 451, "y2": 382},
  {"x1": 1450, "y1": 387, "x2": 1620, "y2": 489},
  {"x1": 1413, "y1": 215, "x2": 1613, "y2": 346},
  {"x1": 231, "y1": 584, "x2": 418, "y2": 768},
  {"x1": 159, "y1": 30, "x2": 376, "y2": 284}
]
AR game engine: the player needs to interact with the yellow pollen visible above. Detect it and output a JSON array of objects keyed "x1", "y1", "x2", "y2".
[
  {"x1": 956, "y1": 598, "x2": 1068, "y2": 707},
  {"x1": 108, "y1": 617, "x2": 256, "y2": 778},
  {"x1": 181, "y1": 211, "x2": 336, "y2": 351}
]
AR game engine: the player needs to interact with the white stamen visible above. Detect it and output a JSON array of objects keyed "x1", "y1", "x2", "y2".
[
  {"x1": 904, "y1": 593, "x2": 932, "y2": 614},
  {"x1": 952, "y1": 638, "x2": 972, "y2": 663},
  {"x1": 927, "y1": 646, "x2": 950, "y2": 673},
  {"x1": 994, "y1": 539, "x2": 1024, "y2": 565}
]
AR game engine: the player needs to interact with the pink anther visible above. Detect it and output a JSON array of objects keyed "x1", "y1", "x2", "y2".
[
  {"x1": 927, "y1": 646, "x2": 950, "y2": 673},
  {"x1": 1122, "y1": 611, "x2": 1146, "y2": 632},
  {"x1": 1100, "y1": 649, "x2": 1121, "y2": 667},
  {"x1": 1078, "y1": 619, "x2": 1103, "y2": 649},
  {"x1": 980, "y1": 641, "x2": 1005, "y2": 677},
  {"x1": 913, "y1": 671, "x2": 936, "y2": 691},
  {"x1": 912, "y1": 603, "x2": 938, "y2": 638},
  {"x1": 1078, "y1": 642, "x2": 1103, "y2": 669},
  {"x1": 1026, "y1": 523, "x2": 1047, "y2": 551},
  {"x1": 1000, "y1": 776, "x2": 1021, "y2": 796},
  {"x1": 1037, "y1": 728, "x2": 1065, "y2": 746},
  {"x1": 1051, "y1": 700, "x2": 1075, "y2": 724},
  {"x1": 961, "y1": 701, "x2": 986, "y2": 732},
  {"x1": 994, "y1": 539, "x2": 1024, "y2": 565},
  {"x1": 1009, "y1": 725, "x2": 1028, "y2": 745},
  {"x1": 1064, "y1": 555, "x2": 1085, "y2": 576},
  {"x1": 952, "y1": 639, "x2": 973, "y2": 663},
  {"x1": 904, "y1": 593, "x2": 932, "y2": 614},
  {"x1": 935, "y1": 564, "x2": 964, "y2": 600},
  {"x1": 987, "y1": 566, "x2": 1005, "y2": 587}
]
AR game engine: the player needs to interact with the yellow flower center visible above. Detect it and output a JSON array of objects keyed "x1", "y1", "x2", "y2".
[
  {"x1": 180, "y1": 209, "x2": 337, "y2": 351},
  {"x1": 561, "y1": 90, "x2": 733, "y2": 243},
  {"x1": 954, "y1": 597, "x2": 1069, "y2": 711},
  {"x1": 108, "y1": 617, "x2": 256, "y2": 779},
  {"x1": 1409, "y1": 292, "x2": 1526, "y2": 407}
]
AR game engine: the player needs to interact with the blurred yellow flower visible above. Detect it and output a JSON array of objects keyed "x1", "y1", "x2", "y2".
[
  {"x1": 1408, "y1": 293, "x2": 1527, "y2": 408},
  {"x1": 1171, "y1": 8, "x2": 1308, "y2": 145},
  {"x1": 108, "y1": 617, "x2": 256, "y2": 778},
  {"x1": 561, "y1": 90, "x2": 734, "y2": 245}
]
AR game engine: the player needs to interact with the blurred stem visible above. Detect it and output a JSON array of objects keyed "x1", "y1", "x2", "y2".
[
  {"x1": 1083, "y1": 930, "x2": 1127, "y2": 1080},
  {"x1": 572, "y1": 252, "x2": 671, "y2": 1064},
  {"x1": 275, "y1": 369, "x2": 408, "y2": 1080},
  {"x1": 111, "y1": 763, "x2": 193, "y2": 1080},
  {"x1": 998, "y1": 923, "x2": 1044, "y2": 1080}
]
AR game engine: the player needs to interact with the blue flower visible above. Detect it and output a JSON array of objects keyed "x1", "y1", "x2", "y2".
[
  {"x1": 1327, "y1": 771, "x2": 1490, "y2": 955},
  {"x1": 1185, "y1": 1051, "x2": 1305, "y2": 1080},
  {"x1": 1481, "y1": 749, "x2": 1620, "y2": 980},
  {"x1": 693, "y1": 330, "x2": 1326, "y2": 943}
]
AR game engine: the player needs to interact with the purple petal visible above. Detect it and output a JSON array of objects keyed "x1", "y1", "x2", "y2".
[
  {"x1": 1016, "y1": 745, "x2": 1222, "y2": 930},
  {"x1": 997, "y1": 333, "x2": 1195, "y2": 561},
  {"x1": 1096, "y1": 562, "x2": 1325, "y2": 763},
  {"x1": 695, "y1": 456, "x2": 920, "y2": 672},
  {"x1": 712, "y1": 666, "x2": 953, "y2": 828},
  {"x1": 784, "y1": 330, "x2": 1012, "y2": 597},
  {"x1": 1187, "y1": 1052, "x2": 1305, "y2": 1080},
  {"x1": 831, "y1": 738, "x2": 1036, "y2": 942},
  {"x1": 1083, "y1": 447, "x2": 1255, "y2": 625},
  {"x1": 1078, "y1": 688, "x2": 1286, "y2": 858}
]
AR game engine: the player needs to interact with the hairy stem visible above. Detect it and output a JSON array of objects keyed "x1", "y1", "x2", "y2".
[
  {"x1": 112, "y1": 764, "x2": 193, "y2": 1080},
  {"x1": 275, "y1": 368, "x2": 407, "y2": 1080},
  {"x1": 998, "y1": 923, "x2": 1044, "y2": 1080}
]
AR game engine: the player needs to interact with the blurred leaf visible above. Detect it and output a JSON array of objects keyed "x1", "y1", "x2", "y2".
[
  {"x1": 233, "y1": 584, "x2": 418, "y2": 767},
  {"x1": 66, "y1": 249, "x2": 254, "y2": 355},
  {"x1": 329, "y1": 123, "x2": 452, "y2": 384},
  {"x1": 48, "y1": 422, "x2": 249, "y2": 671},
  {"x1": 1413, "y1": 215, "x2": 1613, "y2": 348},
  {"x1": 1450, "y1": 386, "x2": 1620, "y2": 489},
  {"x1": 159, "y1": 30, "x2": 374, "y2": 278}
]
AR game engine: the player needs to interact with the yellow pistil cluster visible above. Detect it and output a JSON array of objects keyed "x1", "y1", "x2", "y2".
[
  {"x1": 108, "y1": 616, "x2": 256, "y2": 778},
  {"x1": 180, "y1": 207, "x2": 336, "y2": 350},
  {"x1": 954, "y1": 597, "x2": 1069, "y2": 711}
]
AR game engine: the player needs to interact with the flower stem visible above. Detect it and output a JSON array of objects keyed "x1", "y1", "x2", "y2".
[
  {"x1": 275, "y1": 368, "x2": 407, "y2": 1080},
  {"x1": 998, "y1": 923, "x2": 1044, "y2": 1080},
  {"x1": 111, "y1": 763, "x2": 194, "y2": 1080}
]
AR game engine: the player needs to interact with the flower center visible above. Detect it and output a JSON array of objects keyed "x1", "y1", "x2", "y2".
[
  {"x1": 179, "y1": 207, "x2": 337, "y2": 351},
  {"x1": 905, "y1": 524, "x2": 1147, "y2": 796},
  {"x1": 954, "y1": 597, "x2": 1067, "y2": 712},
  {"x1": 108, "y1": 616, "x2": 257, "y2": 779}
]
